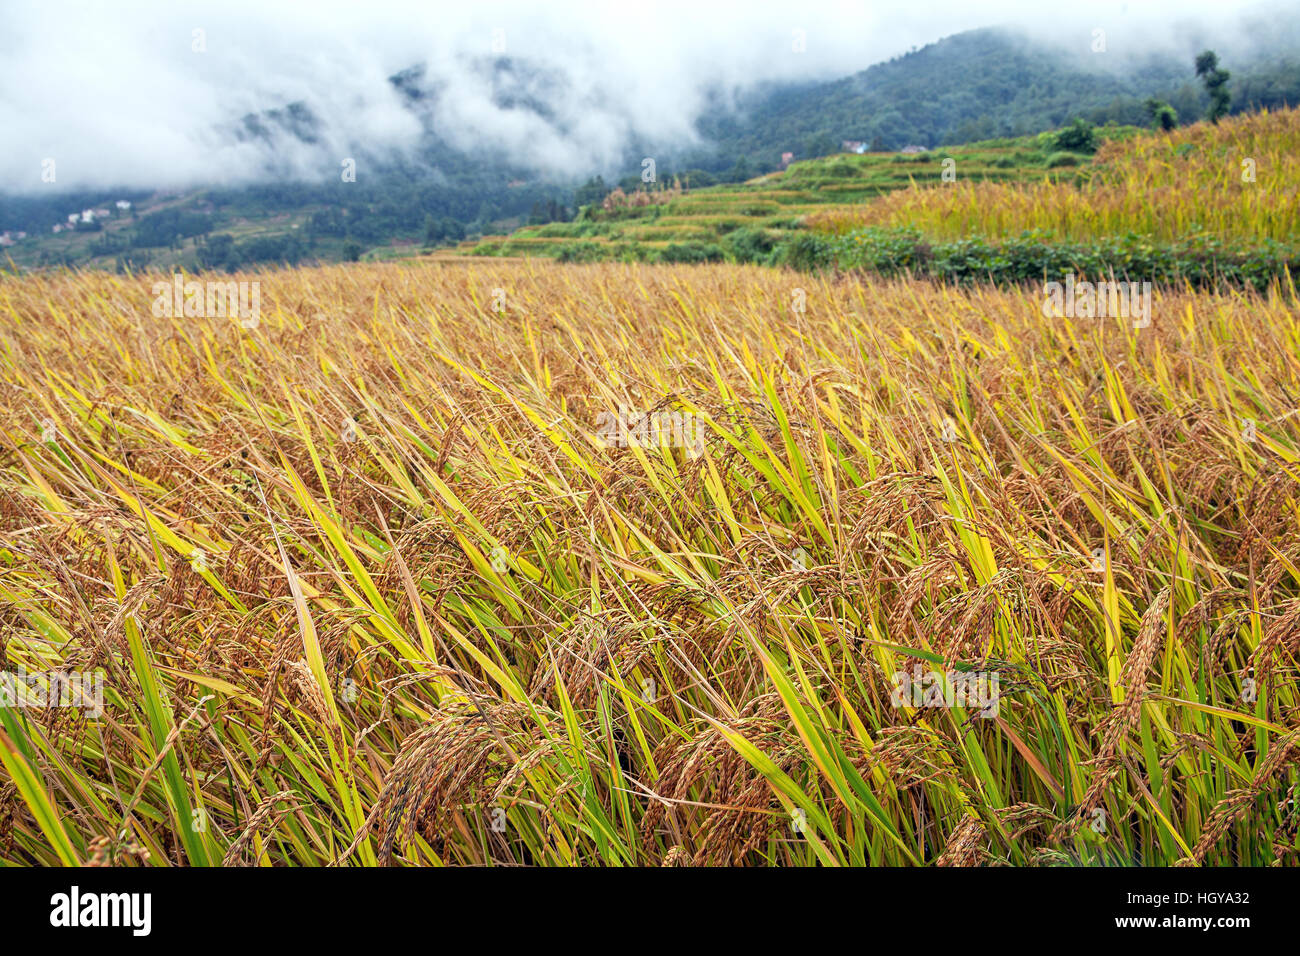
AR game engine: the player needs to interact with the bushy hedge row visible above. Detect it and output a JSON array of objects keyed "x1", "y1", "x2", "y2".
[
  {"x1": 785, "y1": 228, "x2": 1300, "y2": 290},
  {"x1": 481, "y1": 226, "x2": 1298, "y2": 291}
]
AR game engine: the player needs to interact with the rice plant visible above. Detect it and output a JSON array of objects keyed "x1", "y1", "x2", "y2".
[
  {"x1": 0, "y1": 261, "x2": 1297, "y2": 866},
  {"x1": 811, "y1": 108, "x2": 1300, "y2": 243}
]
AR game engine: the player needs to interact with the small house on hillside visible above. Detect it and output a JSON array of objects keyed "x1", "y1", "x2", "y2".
[
  {"x1": 841, "y1": 140, "x2": 867, "y2": 154},
  {"x1": 780, "y1": 151, "x2": 794, "y2": 167}
]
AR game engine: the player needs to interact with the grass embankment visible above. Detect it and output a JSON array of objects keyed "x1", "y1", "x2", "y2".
[
  {"x1": 804, "y1": 109, "x2": 1300, "y2": 287},
  {"x1": 464, "y1": 111, "x2": 1299, "y2": 289},
  {"x1": 811, "y1": 109, "x2": 1299, "y2": 242},
  {"x1": 1, "y1": 262, "x2": 1298, "y2": 865},
  {"x1": 465, "y1": 130, "x2": 1114, "y2": 264}
]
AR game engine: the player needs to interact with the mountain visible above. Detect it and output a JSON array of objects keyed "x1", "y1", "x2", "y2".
[
  {"x1": 3, "y1": 25, "x2": 1297, "y2": 272},
  {"x1": 696, "y1": 26, "x2": 1300, "y2": 167}
]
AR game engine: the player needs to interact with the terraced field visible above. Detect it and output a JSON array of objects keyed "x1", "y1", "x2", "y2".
[
  {"x1": 465, "y1": 130, "x2": 1127, "y2": 262},
  {"x1": 812, "y1": 108, "x2": 1300, "y2": 242}
]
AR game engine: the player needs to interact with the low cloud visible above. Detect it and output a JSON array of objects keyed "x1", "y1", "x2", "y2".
[{"x1": 0, "y1": 0, "x2": 1289, "y2": 192}]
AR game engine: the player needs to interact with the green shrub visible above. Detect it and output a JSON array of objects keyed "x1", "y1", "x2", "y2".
[
  {"x1": 820, "y1": 226, "x2": 1298, "y2": 290},
  {"x1": 555, "y1": 242, "x2": 606, "y2": 263},
  {"x1": 1045, "y1": 152, "x2": 1081, "y2": 168},
  {"x1": 612, "y1": 243, "x2": 653, "y2": 263},
  {"x1": 1052, "y1": 119, "x2": 1099, "y2": 154},
  {"x1": 772, "y1": 232, "x2": 834, "y2": 271},
  {"x1": 658, "y1": 242, "x2": 726, "y2": 264},
  {"x1": 823, "y1": 159, "x2": 862, "y2": 178},
  {"x1": 725, "y1": 228, "x2": 778, "y2": 264}
]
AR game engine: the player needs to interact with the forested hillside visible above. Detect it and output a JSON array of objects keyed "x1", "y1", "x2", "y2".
[
  {"x1": 699, "y1": 27, "x2": 1300, "y2": 166},
  {"x1": 3, "y1": 25, "x2": 1296, "y2": 272}
]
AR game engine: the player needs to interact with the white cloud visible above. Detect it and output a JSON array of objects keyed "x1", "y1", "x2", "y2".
[{"x1": 0, "y1": 0, "x2": 1288, "y2": 191}]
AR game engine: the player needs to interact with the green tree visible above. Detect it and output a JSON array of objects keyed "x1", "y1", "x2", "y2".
[
  {"x1": 726, "y1": 157, "x2": 753, "y2": 183},
  {"x1": 574, "y1": 175, "x2": 611, "y2": 208},
  {"x1": 1144, "y1": 98, "x2": 1178, "y2": 131},
  {"x1": 423, "y1": 214, "x2": 443, "y2": 244},
  {"x1": 1195, "y1": 50, "x2": 1231, "y2": 124},
  {"x1": 1052, "y1": 118, "x2": 1098, "y2": 153},
  {"x1": 801, "y1": 131, "x2": 839, "y2": 159}
]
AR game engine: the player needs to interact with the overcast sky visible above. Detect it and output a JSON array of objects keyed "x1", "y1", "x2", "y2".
[{"x1": 0, "y1": 0, "x2": 1290, "y2": 191}]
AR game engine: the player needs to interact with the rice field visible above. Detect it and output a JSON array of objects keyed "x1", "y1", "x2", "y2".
[
  {"x1": 1, "y1": 260, "x2": 1299, "y2": 866},
  {"x1": 811, "y1": 109, "x2": 1300, "y2": 243},
  {"x1": 476, "y1": 128, "x2": 1105, "y2": 263}
]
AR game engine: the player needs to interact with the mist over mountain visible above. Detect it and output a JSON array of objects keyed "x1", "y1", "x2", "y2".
[
  {"x1": 1, "y1": 1, "x2": 1297, "y2": 271},
  {"x1": 3, "y1": 0, "x2": 1298, "y2": 193},
  {"x1": 703, "y1": 20, "x2": 1300, "y2": 164},
  {"x1": 209, "y1": 18, "x2": 1300, "y2": 191}
]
